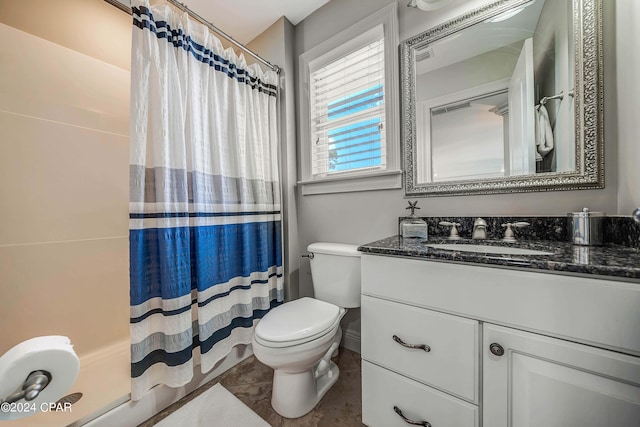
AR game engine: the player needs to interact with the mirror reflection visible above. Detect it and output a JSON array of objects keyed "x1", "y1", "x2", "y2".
[{"x1": 414, "y1": 0, "x2": 575, "y2": 185}]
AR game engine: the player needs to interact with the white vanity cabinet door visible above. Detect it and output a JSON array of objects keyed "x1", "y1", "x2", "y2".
[
  {"x1": 362, "y1": 361, "x2": 479, "y2": 427},
  {"x1": 483, "y1": 324, "x2": 640, "y2": 427},
  {"x1": 362, "y1": 295, "x2": 479, "y2": 402}
]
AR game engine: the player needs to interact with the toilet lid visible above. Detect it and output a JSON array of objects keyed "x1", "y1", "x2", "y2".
[{"x1": 255, "y1": 298, "x2": 341, "y2": 344}]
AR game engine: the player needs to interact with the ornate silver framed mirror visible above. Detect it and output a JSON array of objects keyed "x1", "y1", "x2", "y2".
[{"x1": 401, "y1": 0, "x2": 603, "y2": 197}]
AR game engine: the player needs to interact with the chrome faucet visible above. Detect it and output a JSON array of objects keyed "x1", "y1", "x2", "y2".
[{"x1": 472, "y1": 218, "x2": 488, "y2": 239}]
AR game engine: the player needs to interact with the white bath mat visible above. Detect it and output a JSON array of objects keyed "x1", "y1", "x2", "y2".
[{"x1": 154, "y1": 383, "x2": 270, "y2": 427}]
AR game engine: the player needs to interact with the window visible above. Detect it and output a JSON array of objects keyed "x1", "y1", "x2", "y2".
[
  {"x1": 299, "y1": 4, "x2": 400, "y2": 195},
  {"x1": 310, "y1": 38, "x2": 386, "y2": 177}
]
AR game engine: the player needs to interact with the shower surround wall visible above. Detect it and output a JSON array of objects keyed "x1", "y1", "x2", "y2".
[{"x1": 0, "y1": 0, "x2": 130, "y2": 424}]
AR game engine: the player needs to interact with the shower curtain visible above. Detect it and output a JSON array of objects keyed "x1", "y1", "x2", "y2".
[{"x1": 128, "y1": 0, "x2": 283, "y2": 400}]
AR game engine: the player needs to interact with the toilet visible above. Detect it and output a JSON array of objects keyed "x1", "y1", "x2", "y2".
[{"x1": 251, "y1": 242, "x2": 361, "y2": 418}]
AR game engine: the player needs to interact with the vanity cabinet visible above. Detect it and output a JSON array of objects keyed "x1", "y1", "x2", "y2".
[
  {"x1": 484, "y1": 324, "x2": 640, "y2": 427},
  {"x1": 362, "y1": 360, "x2": 478, "y2": 427},
  {"x1": 360, "y1": 254, "x2": 640, "y2": 427},
  {"x1": 362, "y1": 295, "x2": 479, "y2": 402}
]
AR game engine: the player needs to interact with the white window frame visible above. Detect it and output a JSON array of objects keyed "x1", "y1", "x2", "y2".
[{"x1": 298, "y1": 2, "x2": 400, "y2": 195}]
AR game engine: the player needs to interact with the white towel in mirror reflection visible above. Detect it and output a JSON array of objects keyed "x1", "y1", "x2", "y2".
[{"x1": 535, "y1": 104, "x2": 554, "y2": 160}]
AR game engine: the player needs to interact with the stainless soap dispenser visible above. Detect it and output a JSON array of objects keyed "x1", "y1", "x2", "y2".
[{"x1": 400, "y1": 201, "x2": 428, "y2": 239}]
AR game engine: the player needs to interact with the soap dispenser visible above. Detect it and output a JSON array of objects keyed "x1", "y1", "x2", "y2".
[{"x1": 400, "y1": 201, "x2": 428, "y2": 239}]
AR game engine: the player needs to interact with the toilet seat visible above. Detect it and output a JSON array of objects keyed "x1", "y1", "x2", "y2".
[{"x1": 254, "y1": 298, "x2": 342, "y2": 348}]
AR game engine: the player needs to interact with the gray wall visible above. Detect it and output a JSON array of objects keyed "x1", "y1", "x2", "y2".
[
  {"x1": 248, "y1": 18, "x2": 301, "y2": 302},
  {"x1": 615, "y1": 0, "x2": 640, "y2": 214},
  {"x1": 293, "y1": 0, "x2": 637, "y2": 345}
]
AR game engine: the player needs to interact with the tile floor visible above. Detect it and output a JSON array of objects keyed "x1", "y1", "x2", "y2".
[{"x1": 139, "y1": 347, "x2": 364, "y2": 426}]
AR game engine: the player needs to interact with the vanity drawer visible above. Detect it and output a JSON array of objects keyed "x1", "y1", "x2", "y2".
[
  {"x1": 362, "y1": 295, "x2": 479, "y2": 402},
  {"x1": 362, "y1": 361, "x2": 479, "y2": 427}
]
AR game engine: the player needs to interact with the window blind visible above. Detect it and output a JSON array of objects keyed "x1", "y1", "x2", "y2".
[{"x1": 310, "y1": 37, "x2": 386, "y2": 177}]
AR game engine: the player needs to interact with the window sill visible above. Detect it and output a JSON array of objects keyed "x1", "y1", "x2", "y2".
[{"x1": 298, "y1": 170, "x2": 402, "y2": 195}]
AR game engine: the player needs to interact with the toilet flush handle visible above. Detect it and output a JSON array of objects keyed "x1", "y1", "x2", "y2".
[{"x1": 301, "y1": 252, "x2": 314, "y2": 259}]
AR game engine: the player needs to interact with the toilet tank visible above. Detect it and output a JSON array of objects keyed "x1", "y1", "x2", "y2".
[{"x1": 307, "y1": 242, "x2": 361, "y2": 308}]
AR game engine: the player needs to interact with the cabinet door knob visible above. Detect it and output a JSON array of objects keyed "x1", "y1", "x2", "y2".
[
  {"x1": 393, "y1": 405, "x2": 431, "y2": 427},
  {"x1": 490, "y1": 342, "x2": 505, "y2": 356},
  {"x1": 393, "y1": 335, "x2": 431, "y2": 352}
]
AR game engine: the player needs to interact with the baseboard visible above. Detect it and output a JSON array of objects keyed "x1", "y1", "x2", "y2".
[
  {"x1": 341, "y1": 329, "x2": 361, "y2": 354},
  {"x1": 79, "y1": 344, "x2": 253, "y2": 427}
]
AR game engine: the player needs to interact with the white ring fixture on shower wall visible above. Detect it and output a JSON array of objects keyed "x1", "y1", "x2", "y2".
[{"x1": 407, "y1": 0, "x2": 454, "y2": 11}]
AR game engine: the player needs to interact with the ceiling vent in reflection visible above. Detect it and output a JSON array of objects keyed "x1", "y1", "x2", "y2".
[
  {"x1": 431, "y1": 101, "x2": 471, "y2": 116},
  {"x1": 415, "y1": 48, "x2": 434, "y2": 62}
]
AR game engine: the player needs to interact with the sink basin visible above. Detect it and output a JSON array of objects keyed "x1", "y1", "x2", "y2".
[{"x1": 426, "y1": 243, "x2": 554, "y2": 256}]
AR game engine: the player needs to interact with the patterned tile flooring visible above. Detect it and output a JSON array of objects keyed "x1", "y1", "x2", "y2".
[{"x1": 139, "y1": 348, "x2": 365, "y2": 427}]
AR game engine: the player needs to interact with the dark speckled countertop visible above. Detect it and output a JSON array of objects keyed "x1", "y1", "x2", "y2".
[{"x1": 358, "y1": 236, "x2": 640, "y2": 282}]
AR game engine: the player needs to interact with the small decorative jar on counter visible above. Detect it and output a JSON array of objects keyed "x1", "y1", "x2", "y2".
[{"x1": 568, "y1": 207, "x2": 604, "y2": 246}]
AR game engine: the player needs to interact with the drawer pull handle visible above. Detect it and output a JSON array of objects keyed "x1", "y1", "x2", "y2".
[
  {"x1": 393, "y1": 335, "x2": 431, "y2": 352},
  {"x1": 393, "y1": 405, "x2": 432, "y2": 427}
]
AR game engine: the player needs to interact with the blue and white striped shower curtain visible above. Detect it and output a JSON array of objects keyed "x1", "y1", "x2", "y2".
[{"x1": 129, "y1": 0, "x2": 283, "y2": 400}]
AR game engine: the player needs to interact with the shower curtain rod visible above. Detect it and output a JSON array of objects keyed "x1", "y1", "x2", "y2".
[{"x1": 104, "y1": 0, "x2": 281, "y2": 73}]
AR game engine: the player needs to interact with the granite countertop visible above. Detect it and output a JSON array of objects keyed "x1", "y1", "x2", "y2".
[{"x1": 358, "y1": 236, "x2": 640, "y2": 281}]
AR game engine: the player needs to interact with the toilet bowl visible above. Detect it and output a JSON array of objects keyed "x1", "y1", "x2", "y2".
[
  {"x1": 251, "y1": 242, "x2": 361, "y2": 418},
  {"x1": 252, "y1": 298, "x2": 345, "y2": 418}
]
